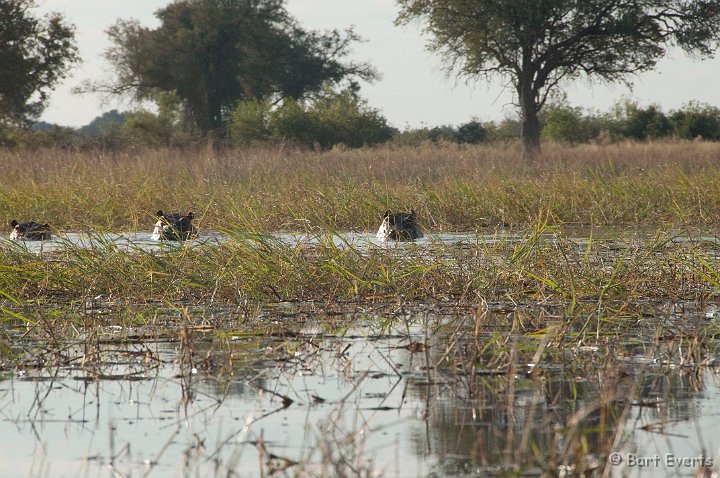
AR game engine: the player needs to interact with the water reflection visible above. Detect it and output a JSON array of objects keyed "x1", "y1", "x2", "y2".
[{"x1": 1, "y1": 308, "x2": 719, "y2": 477}]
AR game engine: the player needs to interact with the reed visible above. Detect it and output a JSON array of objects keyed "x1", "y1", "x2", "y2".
[
  {"x1": 3, "y1": 141, "x2": 720, "y2": 232},
  {"x1": 4, "y1": 141, "x2": 720, "y2": 375}
]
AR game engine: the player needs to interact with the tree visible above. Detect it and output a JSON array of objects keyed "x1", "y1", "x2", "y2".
[
  {"x1": 0, "y1": 0, "x2": 79, "y2": 126},
  {"x1": 396, "y1": 0, "x2": 720, "y2": 157},
  {"x1": 89, "y1": 0, "x2": 376, "y2": 135}
]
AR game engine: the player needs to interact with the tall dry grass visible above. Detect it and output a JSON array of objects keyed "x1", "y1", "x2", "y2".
[{"x1": 2, "y1": 140, "x2": 720, "y2": 231}]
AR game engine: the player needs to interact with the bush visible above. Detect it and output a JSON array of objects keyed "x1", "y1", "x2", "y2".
[
  {"x1": 611, "y1": 101, "x2": 672, "y2": 140},
  {"x1": 309, "y1": 90, "x2": 394, "y2": 148},
  {"x1": 541, "y1": 106, "x2": 602, "y2": 144},
  {"x1": 670, "y1": 101, "x2": 720, "y2": 140},
  {"x1": 455, "y1": 120, "x2": 486, "y2": 144},
  {"x1": 391, "y1": 120, "x2": 486, "y2": 146},
  {"x1": 270, "y1": 99, "x2": 317, "y2": 148},
  {"x1": 121, "y1": 111, "x2": 173, "y2": 147},
  {"x1": 230, "y1": 89, "x2": 394, "y2": 149},
  {"x1": 484, "y1": 117, "x2": 521, "y2": 143},
  {"x1": 229, "y1": 99, "x2": 272, "y2": 146},
  {"x1": 104, "y1": 92, "x2": 197, "y2": 148},
  {"x1": 0, "y1": 124, "x2": 82, "y2": 149}
]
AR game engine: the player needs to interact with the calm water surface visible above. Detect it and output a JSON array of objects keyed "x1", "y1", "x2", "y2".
[
  {"x1": 4, "y1": 225, "x2": 720, "y2": 254},
  {"x1": 1, "y1": 312, "x2": 719, "y2": 477}
]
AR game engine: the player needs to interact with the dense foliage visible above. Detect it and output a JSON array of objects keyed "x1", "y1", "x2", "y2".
[
  {"x1": 0, "y1": 0, "x2": 78, "y2": 127},
  {"x1": 9, "y1": 100, "x2": 720, "y2": 149},
  {"x1": 229, "y1": 89, "x2": 394, "y2": 149}
]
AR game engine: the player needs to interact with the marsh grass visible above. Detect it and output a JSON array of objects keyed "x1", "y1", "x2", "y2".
[
  {"x1": 3, "y1": 218, "x2": 720, "y2": 343},
  {"x1": 4, "y1": 141, "x2": 720, "y2": 231}
]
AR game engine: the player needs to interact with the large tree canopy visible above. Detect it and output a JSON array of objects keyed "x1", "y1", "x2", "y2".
[
  {"x1": 396, "y1": 0, "x2": 720, "y2": 156},
  {"x1": 0, "y1": 0, "x2": 79, "y2": 126},
  {"x1": 94, "y1": 0, "x2": 376, "y2": 133}
]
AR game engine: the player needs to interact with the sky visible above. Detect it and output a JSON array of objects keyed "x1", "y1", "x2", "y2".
[{"x1": 36, "y1": 0, "x2": 720, "y2": 129}]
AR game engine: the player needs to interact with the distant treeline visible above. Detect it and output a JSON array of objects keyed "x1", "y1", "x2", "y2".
[{"x1": 3, "y1": 95, "x2": 720, "y2": 150}]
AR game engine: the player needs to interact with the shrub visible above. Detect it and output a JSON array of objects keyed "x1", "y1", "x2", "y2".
[
  {"x1": 88, "y1": 92, "x2": 197, "y2": 149},
  {"x1": 455, "y1": 120, "x2": 486, "y2": 144},
  {"x1": 484, "y1": 117, "x2": 521, "y2": 143},
  {"x1": 229, "y1": 99, "x2": 272, "y2": 146},
  {"x1": 270, "y1": 99, "x2": 317, "y2": 148},
  {"x1": 391, "y1": 120, "x2": 487, "y2": 146},
  {"x1": 0, "y1": 124, "x2": 82, "y2": 149},
  {"x1": 541, "y1": 105, "x2": 602, "y2": 144},
  {"x1": 309, "y1": 90, "x2": 394, "y2": 148},
  {"x1": 670, "y1": 101, "x2": 720, "y2": 140},
  {"x1": 122, "y1": 111, "x2": 173, "y2": 147},
  {"x1": 235, "y1": 89, "x2": 394, "y2": 149},
  {"x1": 612, "y1": 101, "x2": 672, "y2": 140}
]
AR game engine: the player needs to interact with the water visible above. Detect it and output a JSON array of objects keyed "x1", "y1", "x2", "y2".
[
  {"x1": 0, "y1": 327, "x2": 439, "y2": 477},
  {"x1": 4, "y1": 225, "x2": 720, "y2": 256},
  {"x1": 1, "y1": 308, "x2": 719, "y2": 477}
]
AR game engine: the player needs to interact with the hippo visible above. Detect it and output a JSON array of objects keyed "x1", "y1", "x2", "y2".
[
  {"x1": 376, "y1": 210, "x2": 423, "y2": 241},
  {"x1": 9, "y1": 220, "x2": 52, "y2": 241},
  {"x1": 151, "y1": 210, "x2": 197, "y2": 241}
]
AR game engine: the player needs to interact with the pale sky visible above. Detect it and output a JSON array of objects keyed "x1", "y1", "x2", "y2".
[{"x1": 36, "y1": 0, "x2": 720, "y2": 129}]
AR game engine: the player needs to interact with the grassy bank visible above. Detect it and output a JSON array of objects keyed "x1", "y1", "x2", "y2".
[{"x1": 3, "y1": 141, "x2": 720, "y2": 232}]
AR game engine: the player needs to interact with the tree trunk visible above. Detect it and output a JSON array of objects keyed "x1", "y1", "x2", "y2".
[
  {"x1": 518, "y1": 74, "x2": 541, "y2": 158},
  {"x1": 520, "y1": 90, "x2": 540, "y2": 159}
]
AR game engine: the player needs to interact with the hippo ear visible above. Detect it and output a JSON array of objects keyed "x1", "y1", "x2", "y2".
[
  {"x1": 156, "y1": 210, "x2": 164, "y2": 217},
  {"x1": 411, "y1": 209, "x2": 416, "y2": 216},
  {"x1": 187, "y1": 212, "x2": 194, "y2": 219},
  {"x1": 10, "y1": 220, "x2": 18, "y2": 228}
]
